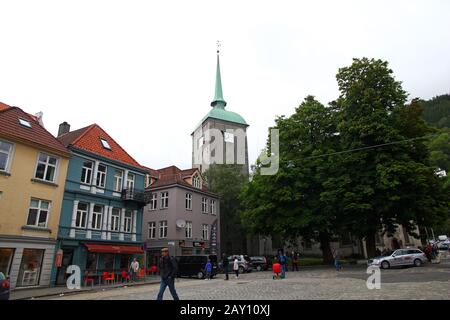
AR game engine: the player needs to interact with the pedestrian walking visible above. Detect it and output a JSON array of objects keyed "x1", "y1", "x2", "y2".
[
  {"x1": 156, "y1": 248, "x2": 180, "y2": 300},
  {"x1": 278, "y1": 250, "x2": 287, "y2": 279},
  {"x1": 233, "y1": 258, "x2": 239, "y2": 278},
  {"x1": 292, "y1": 251, "x2": 299, "y2": 271},
  {"x1": 222, "y1": 253, "x2": 229, "y2": 280},
  {"x1": 204, "y1": 259, "x2": 212, "y2": 280},
  {"x1": 129, "y1": 258, "x2": 139, "y2": 282},
  {"x1": 333, "y1": 249, "x2": 341, "y2": 271}
]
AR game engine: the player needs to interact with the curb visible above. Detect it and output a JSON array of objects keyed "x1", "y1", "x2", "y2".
[{"x1": 11, "y1": 280, "x2": 161, "y2": 300}]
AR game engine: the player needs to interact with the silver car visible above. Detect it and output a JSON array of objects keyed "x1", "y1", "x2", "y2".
[{"x1": 367, "y1": 248, "x2": 427, "y2": 269}]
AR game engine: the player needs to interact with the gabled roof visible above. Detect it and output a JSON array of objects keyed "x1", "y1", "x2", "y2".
[
  {"x1": 0, "y1": 102, "x2": 10, "y2": 111},
  {"x1": 0, "y1": 106, "x2": 70, "y2": 156},
  {"x1": 57, "y1": 124, "x2": 142, "y2": 169}
]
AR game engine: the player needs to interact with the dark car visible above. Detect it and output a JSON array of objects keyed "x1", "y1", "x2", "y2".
[
  {"x1": 176, "y1": 255, "x2": 219, "y2": 279},
  {"x1": 0, "y1": 272, "x2": 10, "y2": 300},
  {"x1": 250, "y1": 256, "x2": 269, "y2": 271}
]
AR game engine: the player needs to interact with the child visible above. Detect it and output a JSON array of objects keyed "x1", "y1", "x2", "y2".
[
  {"x1": 204, "y1": 259, "x2": 212, "y2": 280},
  {"x1": 272, "y1": 258, "x2": 281, "y2": 280},
  {"x1": 233, "y1": 258, "x2": 239, "y2": 278}
]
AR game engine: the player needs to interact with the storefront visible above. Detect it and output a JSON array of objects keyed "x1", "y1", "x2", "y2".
[{"x1": 0, "y1": 236, "x2": 56, "y2": 289}]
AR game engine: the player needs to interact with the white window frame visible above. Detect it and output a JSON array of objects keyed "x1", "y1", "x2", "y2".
[
  {"x1": 210, "y1": 199, "x2": 216, "y2": 215},
  {"x1": 91, "y1": 205, "x2": 103, "y2": 230},
  {"x1": 202, "y1": 197, "x2": 208, "y2": 213},
  {"x1": 159, "y1": 221, "x2": 168, "y2": 238},
  {"x1": 0, "y1": 139, "x2": 14, "y2": 173},
  {"x1": 34, "y1": 152, "x2": 59, "y2": 183},
  {"x1": 161, "y1": 192, "x2": 169, "y2": 209},
  {"x1": 113, "y1": 170, "x2": 123, "y2": 192},
  {"x1": 124, "y1": 210, "x2": 132, "y2": 233},
  {"x1": 185, "y1": 221, "x2": 192, "y2": 239},
  {"x1": 185, "y1": 193, "x2": 192, "y2": 210},
  {"x1": 202, "y1": 224, "x2": 209, "y2": 241},
  {"x1": 75, "y1": 202, "x2": 88, "y2": 228},
  {"x1": 26, "y1": 199, "x2": 51, "y2": 228},
  {"x1": 148, "y1": 222, "x2": 156, "y2": 239},
  {"x1": 96, "y1": 163, "x2": 107, "y2": 188},
  {"x1": 100, "y1": 138, "x2": 111, "y2": 150},
  {"x1": 111, "y1": 208, "x2": 121, "y2": 232},
  {"x1": 126, "y1": 173, "x2": 135, "y2": 190},
  {"x1": 193, "y1": 175, "x2": 201, "y2": 189},
  {"x1": 149, "y1": 193, "x2": 158, "y2": 210},
  {"x1": 81, "y1": 161, "x2": 94, "y2": 185}
]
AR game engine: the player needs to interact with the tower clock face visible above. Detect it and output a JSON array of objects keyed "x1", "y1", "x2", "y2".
[{"x1": 224, "y1": 132, "x2": 234, "y2": 143}]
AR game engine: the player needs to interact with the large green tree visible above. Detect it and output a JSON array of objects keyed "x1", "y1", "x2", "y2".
[
  {"x1": 330, "y1": 58, "x2": 448, "y2": 257},
  {"x1": 241, "y1": 96, "x2": 341, "y2": 263}
]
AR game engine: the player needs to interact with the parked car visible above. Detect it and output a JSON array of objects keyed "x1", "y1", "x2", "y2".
[
  {"x1": 367, "y1": 248, "x2": 427, "y2": 269},
  {"x1": 175, "y1": 255, "x2": 219, "y2": 279},
  {"x1": 0, "y1": 272, "x2": 10, "y2": 300},
  {"x1": 226, "y1": 255, "x2": 253, "y2": 274},
  {"x1": 250, "y1": 256, "x2": 269, "y2": 271}
]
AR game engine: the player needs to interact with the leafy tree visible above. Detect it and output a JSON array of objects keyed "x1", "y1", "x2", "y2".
[
  {"x1": 203, "y1": 164, "x2": 248, "y2": 255},
  {"x1": 419, "y1": 94, "x2": 450, "y2": 128}
]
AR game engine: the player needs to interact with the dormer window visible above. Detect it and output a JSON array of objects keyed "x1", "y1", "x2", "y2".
[
  {"x1": 19, "y1": 118, "x2": 31, "y2": 128},
  {"x1": 192, "y1": 174, "x2": 201, "y2": 189},
  {"x1": 100, "y1": 138, "x2": 111, "y2": 150}
]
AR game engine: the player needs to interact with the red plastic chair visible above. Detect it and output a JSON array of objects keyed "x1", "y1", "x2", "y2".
[
  {"x1": 84, "y1": 275, "x2": 94, "y2": 288},
  {"x1": 102, "y1": 271, "x2": 114, "y2": 285},
  {"x1": 121, "y1": 270, "x2": 131, "y2": 283},
  {"x1": 149, "y1": 265, "x2": 158, "y2": 275}
]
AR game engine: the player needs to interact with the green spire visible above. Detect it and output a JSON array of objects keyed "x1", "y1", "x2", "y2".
[{"x1": 211, "y1": 51, "x2": 227, "y2": 108}]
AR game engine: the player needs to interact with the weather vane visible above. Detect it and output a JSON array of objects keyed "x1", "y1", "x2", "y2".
[{"x1": 217, "y1": 40, "x2": 221, "y2": 54}]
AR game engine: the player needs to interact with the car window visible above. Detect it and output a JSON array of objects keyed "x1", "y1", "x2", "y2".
[{"x1": 393, "y1": 250, "x2": 404, "y2": 256}]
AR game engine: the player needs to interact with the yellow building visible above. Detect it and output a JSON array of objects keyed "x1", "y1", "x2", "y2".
[{"x1": 0, "y1": 103, "x2": 70, "y2": 289}]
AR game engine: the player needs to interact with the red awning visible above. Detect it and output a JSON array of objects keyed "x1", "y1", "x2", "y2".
[{"x1": 85, "y1": 244, "x2": 144, "y2": 254}]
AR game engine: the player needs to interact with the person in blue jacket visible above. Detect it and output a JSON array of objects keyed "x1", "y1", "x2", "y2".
[
  {"x1": 277, "y1": 249, "x2": 288, "y2": 279},
  {"x1": 204, "y1": 259, "x2": 213, "y2": 280}
]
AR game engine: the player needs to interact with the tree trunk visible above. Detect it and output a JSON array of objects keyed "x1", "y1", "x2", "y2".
[
  {"x1": 319, "y1": 232, "x2": 333, "y2": 264},
  {"x1": 365, "y1": 231, "x2": 377, "y2": 258}
]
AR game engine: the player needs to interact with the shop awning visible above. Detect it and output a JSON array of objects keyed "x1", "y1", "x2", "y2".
[{"x1": 85, "y1": 243, "x2": 144, "y2": 254}]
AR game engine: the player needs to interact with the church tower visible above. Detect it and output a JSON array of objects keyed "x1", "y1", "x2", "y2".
[{"x1": 191, "y1": 49, "x2": 249, "y2": 176}]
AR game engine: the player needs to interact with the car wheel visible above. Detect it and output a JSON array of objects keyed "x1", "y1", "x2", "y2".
[
  {"x1": 197, "y1": 271, "x2": 204, "y2": 279},
  {"x1": 414, "y1": 259, "x2": 422, "y2": 267},
  {"x1": 238, "y1": 266, "x2": 244, "y2": 274},
  {"x1": 381, "y1": 261, "x2": 390, "y2": 269},
  {"x1": 256, "y1": 265, "x2": 262, "y2": 271}
]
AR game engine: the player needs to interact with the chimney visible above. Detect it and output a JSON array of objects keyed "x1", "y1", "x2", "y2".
[{"x1": 58, "y1": 122, "x2": 70, "y2": 137}]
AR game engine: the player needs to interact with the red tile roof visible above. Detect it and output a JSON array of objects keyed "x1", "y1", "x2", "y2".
[
  {"x1": 0, "y1": 102, "x2": 10, "y2": 111},
  {"x1": 0, "y1": 106, "x2": 70, "y2": 156},
  {"x1": 57, "y1": 124, "x2": 142, "y2": 169},
  {"x1": 144, "y1": 166, "x2": 215, "y2": 195}
]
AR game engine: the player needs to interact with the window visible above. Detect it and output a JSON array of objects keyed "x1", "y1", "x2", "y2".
[
  {"x1": 0, "y1": 248, "x2": 14, "y2": 276},
  {"x1": 27, "y1": 199, "x2": 50, "y2": 228},
  {"x1": 124, "y1": 210, "x2": 132, "y2": 233},
  {"x1": 18, "y1": 118, "x2": 31, "y2": 128},
  {"x1": 96, "y1": 163, "x2": 107, "y2": 188},
  {"x1": 159, "y1": 221, "x2": 168, "y2": 238},
  {"x1": 100, "y1": 138, "x2": 111, "y2": 150},
  {"x1": 86, "y1": 253, "x2": 97, "y2": 272},
  {"x1": 126, "y1": 173, "x2": 135, "y2": 190},
  {"x1": 75, "y1": 203, "x2": 88, "y2": 228},
  {"x1": 202, "y1": 224, "x2": 209, "y2": 240},
  {"x1": 210, "y1": 199, "x2": 216, "y2": 215},
  {"x1": 81, "y1": 161, "x2": 93, "y2": 184},
  {"x1": 114, "y1": 170, "x2": 123, "y2": 192},
  {"x1": 149, "y1": 193, "x2": 157, "y2": 210},
  {"x1": 148, "y1": 222, "x2": 156, "y2": 239},
  {"x1": 111, "y1": 208, "x2": 120, "y2": 232},
  {"x1": 224, "y1": 132, "x2": 234, "y2": 143},
  {"x1": 0, "y1": 140, "x2": 13, "y2": 172},
  {"x1": 35, "y1": 153, "x2": 58, "y2": 182},
  {"x1": 185, "y1": 221, "x2": 192, "y2": 238},
  {"x1": 202, "y1": 197, "x2": 208, "y2": 213},
  {"x1": 17, "y1": 249, "x2": 44, "y2": 287},
  {"x1": 161, "y1": 192, "x2": 169, "y2": 209},
  {"x1": 193, "y1": 175, "x2": 201, "y2": 189},
  {"x1": 91, "y1": 205, "x2": 103, "y2": 230},
  {"x1": 185, "y1": 193, "x2": 192, "y2": 210}
]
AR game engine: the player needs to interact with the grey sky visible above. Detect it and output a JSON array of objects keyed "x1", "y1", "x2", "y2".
[{"x1": 1, "y1": 0, "x2": 449, "y2": 170}]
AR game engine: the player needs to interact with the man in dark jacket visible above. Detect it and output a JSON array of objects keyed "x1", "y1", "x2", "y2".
[
  {"x1": 222, "y1": 253, "x2": 229, "y2": 280},
  {"x1": 156, "y1": 248, "x2": 179, "y2": 300}
]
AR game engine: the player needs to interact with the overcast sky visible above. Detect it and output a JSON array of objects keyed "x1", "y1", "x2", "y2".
[{"x1": 1, "y1": 0, "x2": 449, "y2": 170}]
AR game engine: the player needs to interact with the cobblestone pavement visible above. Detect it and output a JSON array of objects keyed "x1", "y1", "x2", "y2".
[{"x1": 46, "y1": 263, "x2": 450, "y2": 300}]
